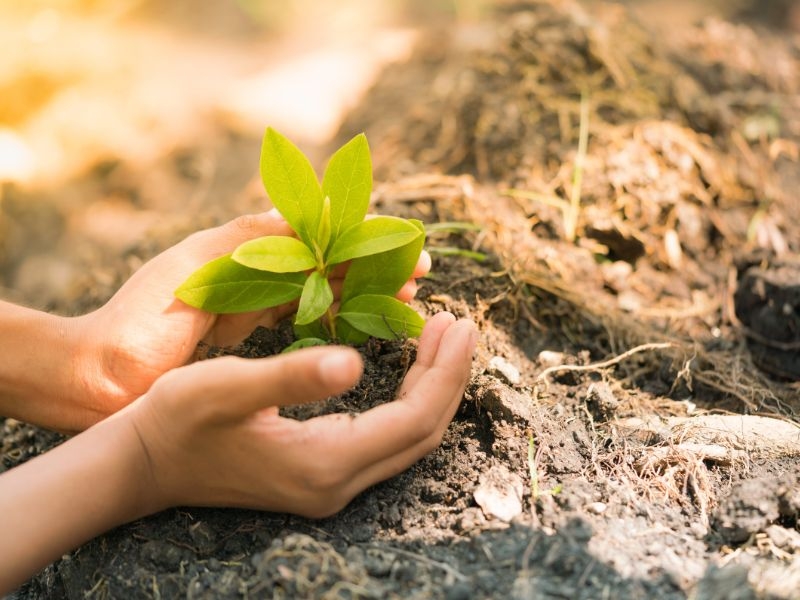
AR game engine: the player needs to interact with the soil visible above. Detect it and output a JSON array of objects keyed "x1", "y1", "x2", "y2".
[{"x1": 3, "y1": 1, "x2": 800, "y2": 598}]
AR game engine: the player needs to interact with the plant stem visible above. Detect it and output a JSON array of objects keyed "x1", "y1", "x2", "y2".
[{"x1": 325, "y1": 307, "x2": 337, "y2": 341}]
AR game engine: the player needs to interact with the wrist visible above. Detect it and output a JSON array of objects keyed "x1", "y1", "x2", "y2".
[
  {"x1": 0, "y1": 302, "x2": 102, "y2": 431},
  {"x1": 70, "y1": 309, "x2": 135, "y2": 428},
  {"x1": 0, "y1": 406, "x2": 164, "y2": 593},
  {"x1": 0, "y1": 300, "x2": 132, "y2": 432}
]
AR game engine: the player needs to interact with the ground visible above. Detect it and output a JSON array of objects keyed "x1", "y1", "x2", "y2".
[{"x1": 2, "y1": 1, "x2": 800, "y2": 598}]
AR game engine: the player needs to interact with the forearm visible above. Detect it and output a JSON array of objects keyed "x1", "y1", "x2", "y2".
[
  {"x1": 0, "y1": 411, "x2": 157, "y2": 594},
  {"x1": 0, "y1": 301, "x2": 104, "y2": 431}
]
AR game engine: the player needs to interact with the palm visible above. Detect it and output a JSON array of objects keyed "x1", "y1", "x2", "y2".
[
  {"x1": 85, "y1": 213, "x2": 296, "y2": 412},
  {"x1": 81, "y1": 211, "x2": 427, "y2": 422}
]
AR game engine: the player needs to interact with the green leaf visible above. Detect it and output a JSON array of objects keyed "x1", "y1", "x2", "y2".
[
  {"x1": 295, "y1": 270, "x2": 333, "y2": 325},
  {"x1": 335, "y1": 320, "x2": 369, "y2": 345},
  {"x1": 321, "y1": 133, "x2": 371, "y2": 242},
  {"x1": 174, "y1": 255, "x2": 305, "y2": 313},
  {"x1": 260, "y1": 127, "x2": 323, "y2": 247},
  {"x1": 326, "y1": 216, "x2": 423, "y2": 266},
  {"x1": 338, "y1": 295, "x2": 425, "y2": 339},
  {"x1": 282, "y1": 338, "x2": 329, "y2": 353},
  {"x1": 341, "y1": 219, "x2": 425, "y2": 303},
  {"x1": 232, "y1": 236, "x2": 317, "y2": 273}
]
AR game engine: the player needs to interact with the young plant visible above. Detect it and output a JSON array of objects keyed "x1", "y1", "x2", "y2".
[
  {"x1": 503, "y1": 91, "x2": 589, "y2": 243},
  {"x1": 175, "y1": 127, "x2": 426, "y2": 350},
  {"x1": 527, "y1": 432, "x2": 562, "y2": 501}
]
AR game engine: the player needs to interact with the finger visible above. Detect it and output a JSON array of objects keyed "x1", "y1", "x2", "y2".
[
  {"x1": 410, "y1": 311, "x2": 457, "y2": 369},
  {"x1": 345, "y1": 319, "x2": 476, "y2": 489},
  {"x1": 397, "y1": 312, "x2": 459, "y2": 393},
  {"x1": 413, "y1": 250, "x2": 432, "y2": 278},
  {"x1": 122, "y1": 210, "x2": 295, "y2": 303},
  {"x1": 305, "y1": 317, "x2": 476, "y2": 477},
  {"x1": 204, "y1": 300, "x2": 299, "y2": 347},
  {"x1": 157, "y1": 347, "x2": 363, "y2": 421},
  {"x1": 329, "y1": 261, "x2": 350, "y2": 280},
  {"x1": 395, "y1": 280, "x2": 418, "y2": 303},
  {"x1": 181, "y1": 210, "x2": 294, "y2": 261}
]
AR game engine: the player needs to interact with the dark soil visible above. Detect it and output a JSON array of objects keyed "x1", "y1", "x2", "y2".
[{"x1": 3, "y1": 1, "x2": 800, "y2": 598}]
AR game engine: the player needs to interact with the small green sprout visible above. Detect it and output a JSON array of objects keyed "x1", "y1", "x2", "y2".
[
  {"x1": 175, "y1": 127, "x2": 426, "y2": 350},
  {"x1": 528, "y1": 432, "x2": 562, "y2": 500},
  {"x1": 504, "y1": 91, "x2": 589, "y2": 243}
]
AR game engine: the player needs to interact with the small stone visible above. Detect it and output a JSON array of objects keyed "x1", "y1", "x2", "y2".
[
  {"x1": 537, "y1": 350, "x2": 565, "y2": 368},
  {"x1": 473, "y1": 465, "x2": 524, "y2": 522},
  {"x1": 476, "y1": 377, "x2": 532, "y2": 423},
  {"x1": 488, "y1": 356, "x2": 521, "y2": 385},
  {"x1": 586, "y1": 501, "x2": 607, "y2": 515}
]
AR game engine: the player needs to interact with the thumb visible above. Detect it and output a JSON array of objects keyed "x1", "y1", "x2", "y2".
[
  {"x1": 180, "y1": 210, "x2": 294, "y2": 262},
  {"x1": 159, "y1": 347, "x2": 364, "y2": 422}
]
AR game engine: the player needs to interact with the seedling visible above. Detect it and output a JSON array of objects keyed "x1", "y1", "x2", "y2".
[
  {"x1": 175, "y1": 127, "x2": 426, "y2": 350},
  {"x1": 527, "y1": 432, "x2": 562, "y2": 500},
  {"x1": 504, "y1": 91, "x2": 589, "y2": 243}
]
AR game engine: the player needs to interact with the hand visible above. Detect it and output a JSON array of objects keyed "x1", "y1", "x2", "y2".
[
  {"x1": 0, "y1": 312, "x2": 474, "y2": 593},
  {"x1": 73, "y1": 210, "x2": 430, "y2": 430},
  {"x1": 127, "y1": 312, "x2": 476, "y2": 518}
]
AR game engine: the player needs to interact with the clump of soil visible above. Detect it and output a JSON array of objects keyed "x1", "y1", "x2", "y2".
[{"x1": 4, "y1": 1, "x2": 800, "y2": 598}]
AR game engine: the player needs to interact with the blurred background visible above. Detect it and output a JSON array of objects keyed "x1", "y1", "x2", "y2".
[{"x1": 0, "y1": 0, "x2": 797, "y2": 310}]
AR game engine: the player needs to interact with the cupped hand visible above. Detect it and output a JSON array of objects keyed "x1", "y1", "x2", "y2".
[
  {"x1": 127, "y1": 312, "x2": 476, "y2": 518},
  {"x1": 74, "y1": 210, "x2": 430, "y2": 430}
]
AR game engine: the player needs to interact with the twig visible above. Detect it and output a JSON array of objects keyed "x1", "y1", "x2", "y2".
[
  {"x1": 364, "y1": 544, "x2": 468, "y2": 582},
  {"x1": 536, "y1": 342, "x2": 675, "y2": 382}
]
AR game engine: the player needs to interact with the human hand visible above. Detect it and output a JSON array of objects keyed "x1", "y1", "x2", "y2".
[
  {"x1": 0, "y1": 312, "x2": 473, "y2": 593},
  {"x1": 71, "y1": 210, "x2": 430, "y2": 431},
  {"x1": 126, "y1": 311, "x2": 476, "y2": 518}
]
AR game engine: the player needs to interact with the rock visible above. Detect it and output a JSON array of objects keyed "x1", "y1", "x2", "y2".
[
  {"x1": 473, "y1": 464, "x2": 524, "y2": 522},
  {"x1": 475, "y1": 376, "x2": 532, "y2": 423},
  {"x1": 488, "y1": 355, "x2": 522, "y2": 385},
  {"x1": 537, "y1": 350, "x2": 566, "y2": 368},
  {"x1": 586, "y1": 501, "x2": 607, "y2": 515}
]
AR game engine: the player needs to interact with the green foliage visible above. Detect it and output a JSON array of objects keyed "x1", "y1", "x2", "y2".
[
  {"x1": 175, "y1": 127, "x2": 426, "y2": 346},
  {"x1": 174, "y1": 255, "x2": 305, "y2": 314}
]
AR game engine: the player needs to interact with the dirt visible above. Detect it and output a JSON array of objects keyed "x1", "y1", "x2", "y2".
[{"x1": 3, "y1": 1, "x2": 800, "y2": 598}]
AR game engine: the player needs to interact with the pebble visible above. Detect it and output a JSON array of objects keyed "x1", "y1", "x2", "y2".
[
  {"x1": 586, "y1": 501, "x2": 607, "y2": 515},
  {"x1": 537, "y1": 350, "x2": 565, "y2": 368},
  {"x1": 488, "y1": 356, "x2": 521, "y2": 385}
]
